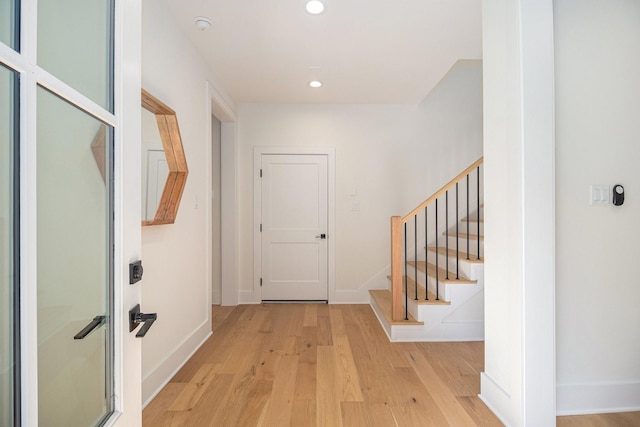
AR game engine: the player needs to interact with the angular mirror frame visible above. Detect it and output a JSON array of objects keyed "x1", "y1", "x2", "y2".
[{"x1": 141, "y1": 89, "x2": 188, "y2": 226}]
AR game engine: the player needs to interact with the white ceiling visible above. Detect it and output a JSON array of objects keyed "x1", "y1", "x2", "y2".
[{"x1": 162, "y1": 0, "x2": 482, "y2": 104}]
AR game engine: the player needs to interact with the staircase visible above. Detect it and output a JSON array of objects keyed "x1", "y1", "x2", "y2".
[{"x1": 369, "y1": 158, "x2": 484, "y2": 342}]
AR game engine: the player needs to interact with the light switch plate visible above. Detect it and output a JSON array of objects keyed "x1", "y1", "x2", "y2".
[{"x1": 590, "y1": 185, "x2": 610, "y2": 206}]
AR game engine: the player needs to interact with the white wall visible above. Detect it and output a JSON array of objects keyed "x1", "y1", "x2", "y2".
[
  {"x1": 237, "y1": 60, "x2": 483, "y2": 303},
  {"x1": 555, "y1": 0, "x2": 640, "y2": 414},
  {"x1": 480, "y1": 0, "x2": 556, "y2": 425},
  {"x1": 140, "y1": 0, "x2": 236, "y2": 405}
]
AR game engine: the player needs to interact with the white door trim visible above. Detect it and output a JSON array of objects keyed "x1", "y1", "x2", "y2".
[
  {"x1": 253, "y1": 147, "x2": 336, "y2": 304},
  {"x1": 205, "y1": 81, "x2": 238, "y2": 308}
]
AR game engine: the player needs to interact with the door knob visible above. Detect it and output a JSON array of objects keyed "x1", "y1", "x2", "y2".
[
  {"x1": 129, "y1": 304, "x2": 157, "y2": 338},
  {"x1": 315, "y1": 233, "x2": 327, "y2": 239}
]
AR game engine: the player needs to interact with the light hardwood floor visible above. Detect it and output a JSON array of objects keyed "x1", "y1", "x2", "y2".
[{"x1": 143, "y1": 304, "x2": 640, "y2": 427}]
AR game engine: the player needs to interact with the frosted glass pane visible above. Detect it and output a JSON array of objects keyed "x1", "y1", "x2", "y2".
[
  {"x1": 37, "y1": 87, "x2": 112, "y2": 426},
  {"x1": 0, "y1": 65, "x2": 16, "y2": 427},
  {"x1": 0, "y1": 0, "x2": 18, "y2": 50},
  {"x1": 37, "y1": 0, "x2": 113, "y2": 110}
]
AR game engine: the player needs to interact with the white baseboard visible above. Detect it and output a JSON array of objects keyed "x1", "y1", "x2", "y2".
[
  {"x1": 331, "y1": 289, "x2": 370, "y2": 304},
  {"x1": 479, "y1": 372, "x2": 513, "y2": 427},
  {"x1": 238, "y1": 289, "x2": 258, "y2": 304},
  {"x1": 142, "y1": 321, "x2": 212, "y2": 407},
  {"x1": 557, "y1": 381, "x2": 640, "y2": 415}
]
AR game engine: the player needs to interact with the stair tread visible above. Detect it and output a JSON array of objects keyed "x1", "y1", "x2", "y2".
[
  {"x1": 444, "y1": 231, "x2": 484, "y2": 241},
  {"x1": 386, "y1": 276, "x2": 450, "y2": 305},
  {"x1": 461, "y1": 217, "x2": 484, "y2": 223},
  {"x1": 387, "y1": 275, "x2": 451, "y2": 305},
  {"x1": 369, "y1": 290, "x2": 424, "y2": 325},
  {"x1": 406, "y1": 261, "x2": 477, "y2": 284},
  {"x1": 427, "y1": 247, "x2": 484, "y2": 263}
]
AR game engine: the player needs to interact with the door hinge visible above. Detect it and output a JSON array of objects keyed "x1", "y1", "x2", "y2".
[
  {"x1": 260, "y1": 169, "x2": 262, "y2": 177},
  {"x1": 260, "y1": 224, "x2": 262, "y2": 232},
  {"x1": 260, "y1": 277, "x2": 263, "y2": 287}
]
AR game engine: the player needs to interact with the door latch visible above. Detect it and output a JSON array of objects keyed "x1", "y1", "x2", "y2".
[
  {"x1": 129, "y1": 304, "x2": 157, "y2": 338},
  {"x1": 129, "y1": 260, "x2": 143, "y2": 284}
]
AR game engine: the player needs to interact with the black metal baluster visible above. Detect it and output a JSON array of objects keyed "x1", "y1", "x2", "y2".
[
  {"x1": 424, "y1": 206, "x2": 428, "y2": 301},
  {"x1": 435, "y1": 199, "x2": 440, "y2": 300},
  {"x1": 414, "y1": 216, "x2": 418, "y2": 300},
  {"x1": 466, "y1": 174, "x2": 470, "y2": 260},
  {"x1": 445, "y1": 191, "x2": 449, "y2": 280},
  {"x1": 477, "y1": 166, "x2": 481, "y2": 260},
  {"x1": 456, "y1": 182, "x2": 459, "y2": 280},
  {"x1": 404, "y1": 222, "x2": 408, "y2": 320}
]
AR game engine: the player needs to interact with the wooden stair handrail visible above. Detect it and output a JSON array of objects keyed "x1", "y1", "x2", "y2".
[
  {"x1": 390, "y1": 157, "x2": 483, "y2": 321},
  {"x1": 402, "y1": 157, "x2": 483, "y2": 223}
]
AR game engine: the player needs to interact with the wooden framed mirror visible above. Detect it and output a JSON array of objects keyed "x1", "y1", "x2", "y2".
[{"x1": 141, "y1": 89, "x2": 188, "y2": 226}]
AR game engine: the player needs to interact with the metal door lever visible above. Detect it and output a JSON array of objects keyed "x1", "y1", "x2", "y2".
[
  {"x1": 315, "y1": 234, "x2": 327, "y2": 239},
  {"x1": 74, "y1": 315, "x2": 106, "y2": 340},
  {"x1": 129, "y1": 304, "x2": 157, "y2": 338}
]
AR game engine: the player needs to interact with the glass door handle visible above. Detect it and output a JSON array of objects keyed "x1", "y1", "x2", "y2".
[{"x1": 74, "y1": 315, "x2": 106, "y2": 340}]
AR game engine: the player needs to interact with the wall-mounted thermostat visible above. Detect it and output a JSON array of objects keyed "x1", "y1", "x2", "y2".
[{"x1": 613, "y1": 184, "x2": 624, "y2": 206}]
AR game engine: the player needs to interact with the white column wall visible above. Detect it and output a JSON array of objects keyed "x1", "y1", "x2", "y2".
[{"x1": 480, "y1": 0, "x2": 556, "y2": 425}]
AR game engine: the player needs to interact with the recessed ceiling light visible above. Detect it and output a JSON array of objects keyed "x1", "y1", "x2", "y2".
[
  {"x1": 306, "y1": 0, "x2": 325, "y2": 15},
  {"x1": 309, "y1": 80, "x2": 323, "y2": 88}
]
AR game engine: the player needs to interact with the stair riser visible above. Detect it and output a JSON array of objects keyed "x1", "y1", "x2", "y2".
[
  {"x1": 460, "y1": 221, "x2": 484, "y2": 234},
  {"x1": 428, "y1": 252, "x2": 482, "y2": 279},
  {"x1": 444, "y1": 235, "x2": 484, "y2": 255},
  {"x1": 405, "y1": 268, "x2": 452, "y2": 302},
  {"x1": 407, "y1": 284, "x2": 484, "y2": 324},
  {"x1": 405, "y1": 263, "x2": 484, "y2": 302}
]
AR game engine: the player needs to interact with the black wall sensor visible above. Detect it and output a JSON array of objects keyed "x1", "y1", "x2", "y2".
[{"x1": 613, "y1": 184, "x2": 624, "y2": 206}]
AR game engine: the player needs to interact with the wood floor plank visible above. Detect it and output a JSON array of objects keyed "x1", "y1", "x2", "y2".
[
  {"x1": 234, "y1": 379, "x2": 272, "y2": 427},
  {"x1": 169, "y1": 373, "x2": 235, "y2": 427},
  {"x1": 329, "y1": 307, "x2": 365, "y2": 402},
  {"x1": 558, "y1": 412, "x2": 640, "y2": 427},
  {"x1": 317, "y1": 345, "x2": 344, "y2": 427},
  {"x1": 285, "y1": 304, "x2": 305, "y2": 337},
  {"x1": 169, "y1": 305, "x2": 246, "y2": 382},
  {"x1": 294, "y1": 326, "x2": 317, "y2": 401},
  {"x1": 261, "y1": 354, "x2": 299, "y2": 426},
  {"x1": 406, "y1": 350, "x2": 477, "y2": 426},
  {"x1": 316, "y1": 309, "x2": 333, "y2": 346},
  {"x1": 291, "y1": 400, "x2": 316, "y2": 427},
  {"x1": 255, "y1": 347, "x2": 281, "y2": 382},
  {"x1": 457, "y1": 396, "x2": 505, "y2": 427},
  {"x1": 341, "y1": 402, "x2": 377, "y2": 427},
  {"x1": 142, "y1": 383, "x2": 185, "y2": 427},
  {"x1": 304, "y1": 303, "x2": 318, "y2": 327},
  {"x1": 167, "y1": 363, "x2": 221, "y2": 411}
]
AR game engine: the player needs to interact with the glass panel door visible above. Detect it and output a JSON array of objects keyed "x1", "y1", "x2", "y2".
[
  {"x1": 36, "y1": 87, "x2": 113, "y2": 426},
  {"x1": 37, "y1": 0, "x2": 113, "y2": 110},
  {"x1": 0, "y1": 0, "x2": 19, "y2": 50},
  {"x1": 0, "y1": 63, "x2": 18, "y2": 427}
]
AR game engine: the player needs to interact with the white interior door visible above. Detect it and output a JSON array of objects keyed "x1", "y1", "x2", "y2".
[{"x1": 261, "y1": 154, "x2": 328, "y2": 301}]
